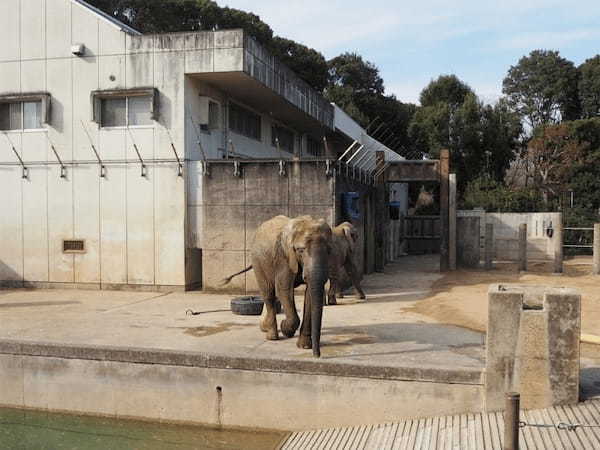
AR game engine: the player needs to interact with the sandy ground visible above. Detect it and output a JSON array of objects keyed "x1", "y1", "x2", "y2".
[{"x1": 400, "y1": 257, "x2": 600, "y2": 361}]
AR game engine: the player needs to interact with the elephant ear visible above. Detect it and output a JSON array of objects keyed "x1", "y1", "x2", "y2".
[{"x1": 281, "y1": 218, "x2": 303, "y2": 274}]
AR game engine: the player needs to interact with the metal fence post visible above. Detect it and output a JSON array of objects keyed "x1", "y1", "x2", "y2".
[
  {"x1": 594, "y1": 223, "x2": 600, "y2": 275},
  {"x1": 504, "y1": 392, "x2": 520, "y2": 450},
  {"x1": 518, "y1": 224, "x2": 527, "y2": 272}
]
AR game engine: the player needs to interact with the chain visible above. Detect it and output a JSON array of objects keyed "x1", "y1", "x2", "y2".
[{"x1": 520, "y1": 421, "x2": 600, "y2": 432}]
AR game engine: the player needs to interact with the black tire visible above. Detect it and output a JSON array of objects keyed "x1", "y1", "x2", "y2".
[
  {"x1": 230, "y1": 297, "x2": 283, "y2": 315},
  {"x1": 231, "y1": 296, "x2": 264, "y2": 315}
]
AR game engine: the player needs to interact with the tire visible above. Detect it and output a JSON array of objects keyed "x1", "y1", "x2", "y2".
[{"x1": 230, "y1": 297, "x2": 283, "y2": 315}]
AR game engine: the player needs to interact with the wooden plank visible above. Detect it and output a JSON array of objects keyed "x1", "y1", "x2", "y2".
[
  {"x1": 481, "y1": 411, "x2": 494, "y2": 450},
  {"x1": 547, "y1": 405, "x2": 583, "y2": 450},
  {"x1": 282, "y1": 432, "x2": 301, "y2": 450},
  {"x1": 579, "y1": 403, "x2": 600, "y2": 444},
  {"x1": 342, "y1": 425, "x2": 360, "y2": 449},
  {"x1": 540, "y1": 407, "x2": 567, "y2": 450},
  {"x1": 396, "y1": 419, "x2": 414, "y2": 450},
  {"x1": 316, "y1": 428, "x2": 336, "y2": 450},
  {"x1": 429, "y1": 416, "x2": 440, "y2": 450},
  {"x1": 495, "y1": 412, "x2": 505, "y2": 449},
  {"x1": 363, "y1": 424, "x2": 385, "y2": 450},
  {"x1": 334, "y1": 427, "x2": 352, "y2": 450},
  {"x1": 474, "y1": 413, "x2": 485, "y2": 450},
  {"x1": 306, "y1": 429, "x2": 327, "y2": 450},
  {"x1": 466, "y1": 414, "x2": 477, "y2": 450},
  {"x1": 413, "y1": 418, "x2": 426, "y2": 449},
  {"x1": 488, "y1": 412, "x2": 501, "y2": 450},
  {"x1": 390, "y1": 420, "x2": 407, "y2": 450},
  {"x1": 560, "y1": 405, "x2": 594, "y2": 449},
  {"x1": 530, "y1": 409, "x2": 554, "y2": 450},
  {"x1": 323, "y1": 427, "x2": 344, "y2": 450},
  {"x1": 381, "y1": 422, "x2": 400, "y2": 450},
  {"x1": 406, "y1": 418, "x2": 420, "y2": 450},
  {"x1": 570, "y1": 403, "x2": 599, "y2": 449},
  {"x1": 355, "y1": 425, "x2": 373, "y2": 450}
]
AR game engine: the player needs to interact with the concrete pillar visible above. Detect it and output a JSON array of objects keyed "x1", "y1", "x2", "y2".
[
  {"x1": 439, "y1": 149, "x2": 450, "y2": 272},
  {"x1": 593, "y1": 223, "x2": 600, "y2": 275},
  {"x1": 518, "y1": 223, "x2": 527, "y2": 272},
  {"x1": 486, "y1": 285, "x2": 581, "y2": 411},
  {"x1": 554, "y1": 214, "x2": 563, "y2": 274},
  {"x1": 374, "y1": 151, "x2": 386, "y2": 272},
  {"x1": 484, "y1": 223, "x2": 494, "y2": 271},
  {"x1": 449, "y1": 173, "x2": 457, "y2": 271}
]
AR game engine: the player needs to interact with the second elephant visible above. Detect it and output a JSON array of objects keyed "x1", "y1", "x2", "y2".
[{"x1": 327, "y1": 222, "x2": 366, "y2": 305}]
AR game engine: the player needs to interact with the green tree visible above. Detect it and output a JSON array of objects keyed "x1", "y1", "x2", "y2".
[
  {"x1": 502, "y1": 50, "x2": 580, "y2": 129},
  {"x1": 328, "y1": 53, "x2": 384, "y2": 96},
  {"x1": 579, "y1": 55, "x2": 600, "y2": 119},
  {"x1": 419, "y1": 75, "x2": 473, "y2": 109},
  {"x1": 270, "y1": 37, "x2": 329, "y2": 92}
]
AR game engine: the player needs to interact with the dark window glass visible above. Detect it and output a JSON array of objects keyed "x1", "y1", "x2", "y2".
[{"x1": 229, "y1": 103, "x2": 261, "y2": 140}]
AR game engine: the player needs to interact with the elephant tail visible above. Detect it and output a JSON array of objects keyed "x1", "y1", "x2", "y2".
[{"x1": 220, "y1": 265, "x2": 253, "y2": 286}]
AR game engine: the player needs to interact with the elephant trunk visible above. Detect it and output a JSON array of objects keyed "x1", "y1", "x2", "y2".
[{"x1": 308, "y1": 257, "x2": 328, "y2": 358}]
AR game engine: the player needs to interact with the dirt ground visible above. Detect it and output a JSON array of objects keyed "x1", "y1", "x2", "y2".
[{"x1": 401, "y1": 257, "x2": 600, "y2": 359}]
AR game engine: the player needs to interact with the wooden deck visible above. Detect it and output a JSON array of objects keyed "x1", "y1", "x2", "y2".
[{"x1": 280, "y1": 400, "x2": 600, "y2": 449}]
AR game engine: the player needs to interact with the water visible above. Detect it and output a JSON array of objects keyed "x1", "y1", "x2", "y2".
[{"x1": 0, "y1": 408, "x2": 285, "y2": 450}]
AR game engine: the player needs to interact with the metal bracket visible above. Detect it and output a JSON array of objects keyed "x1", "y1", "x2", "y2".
[
  {"x1": 233, "y1": 160, "x2": 241, "y2": 177},
  {"x1": 100, "y1": 165, "x2": 106, "y2": 178},
  {"x1": 202, "y1": 160, "x2": 210, "y2": 176},
  {"x1": 279, "y1": 160, "x2": 286, "y2": 177},
  {"x1": 60, "y1": 166, "x2": 67, "y2": 179},
  {"x1": 325, "y1": 160, "x2": 333, "y2": 177},
  {"x1": 2, "y1": 131, "x2": 28, "y2": 179},
  {"x1": 22, "y1": 167, "x2": 29, "y2": 179}
]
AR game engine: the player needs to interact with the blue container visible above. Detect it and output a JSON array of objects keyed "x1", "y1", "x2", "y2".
[{"x1": 342, "y1": 192, "x2": 360, "y2": 220}]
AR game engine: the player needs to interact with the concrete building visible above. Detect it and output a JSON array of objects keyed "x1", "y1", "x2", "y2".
[{"x1": 0, "y1": 0, "x2": 402, "y2": 290}]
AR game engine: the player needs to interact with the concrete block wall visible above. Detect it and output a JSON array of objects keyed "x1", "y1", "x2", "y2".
[
  {"x1": 194, "y1": 160, "x2": 335, "y2": 292},
  {"x1": 486, "y1": 284, "x2": 581, "y2": 411},
  {"x1": 458, "y1": 211, "x2": 561, "y2": 262}
]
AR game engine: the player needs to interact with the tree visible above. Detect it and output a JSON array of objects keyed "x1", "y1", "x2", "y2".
[
  {"x1": 579, "y1": 55, "x2": 600, "y2": 119},
  {"x1": 526, "y1": 123, "x2": 586, "y2": 203},
  {"x1": 270, "y1": 37, "x2": 329, "y2": 92},
  {"x1": 328, "y1": 53, "x2": 384, "y2": 96},
  {"x1": 502, "y1": 50, "x2": 580, "y2": 129},
  {"x1": 419, "y1": 75, "x2": 473, "y2": 109}
]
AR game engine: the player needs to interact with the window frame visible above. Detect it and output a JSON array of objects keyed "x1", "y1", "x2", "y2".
[
  {"x1": 228, "y1": 102, "x2": 262, "y2": 141},
  {"x1": 271, "y1": 124, "x2": 295, "y2": 153},
  {"x1": 91, "y1": 88, "x2": 157, "y2": 129},
  {"x1": 0, "y1": 92, "x2": 51, "y2": 131}
]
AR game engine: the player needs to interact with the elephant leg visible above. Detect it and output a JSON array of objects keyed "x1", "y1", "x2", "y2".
[
  {"x1": 297, "y1": 288, "x2": 312, "y2": 349},
  {"x1": 255, "y1": 267, "x2": 278, "y2": 340},
  {"x1": 327, "y1": 276, "x2": 337, "y2": 305},
  {"x1": 344, "y1": 259, "x2": 366, "y2": 299},
  {"x1": 276, "y1": 276, "x2": 300, "y2": 338}
]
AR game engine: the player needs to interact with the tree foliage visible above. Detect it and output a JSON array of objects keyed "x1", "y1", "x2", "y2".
[
  {"x1": 502, "y1": 50, "x2": 580, "y2": 129},
  {"x1": 419, "y1": 75, "x2": 473, "y2": 109},
  {"x1": 578, "y1": 55, "x2": 600, "y2": 119},
  {"x1": 328, "y1": 53, "x2": 384, "y2": 95}
]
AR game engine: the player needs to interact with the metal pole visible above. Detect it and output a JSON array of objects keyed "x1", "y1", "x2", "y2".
[
  {"x1": 518, "y1": 224, "x2": 527, "y2": 272},
  {"x1": 504, "y1": 392, "x2": 520, "y2": 450},
  {"x1": 485, "y1": 223, "x2": 494, "y2": 270},
  {"x1": 449, "y1": 173, "x2": 457, "y2": 271},
  {"x1": 593, "y1": 223, "x2": 600, "y2": 275}
]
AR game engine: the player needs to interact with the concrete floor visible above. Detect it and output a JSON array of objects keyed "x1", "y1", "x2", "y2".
[{"x1": 0, "y1": 255, "x2": 485, "y2": 372}]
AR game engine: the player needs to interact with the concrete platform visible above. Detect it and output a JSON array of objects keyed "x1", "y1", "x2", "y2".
[{"x1": 0, "y1": 256, "x2": 488, "y2": 430}]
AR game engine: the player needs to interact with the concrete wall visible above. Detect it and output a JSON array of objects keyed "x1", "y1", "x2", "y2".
[
  {"x1": 458, "y1": 211, "x2": 561, "y2": 262},
  {"x1": 194, "y1": 160, "x2": 336, "y2": 292},
  {"x1": 456, "y1": 216, "x2": 480, "y2": 268},
  {"x1": 0, "y1": 345, "x2": 484, "y2": 431}
]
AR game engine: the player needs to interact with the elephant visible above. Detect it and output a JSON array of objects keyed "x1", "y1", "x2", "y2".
[
  {"x1": 326, "y1": 222, "x2": 366, "y2": 306},
  {"x1": 222, "y1": 215, "x2": 333, "y2": 358}
]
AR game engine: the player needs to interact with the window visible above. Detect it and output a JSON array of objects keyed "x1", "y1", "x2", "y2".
[
  {"x1": 306, "y1": 136, "x2": 324, "y2": 157},
  {"x1": 0, "y1": 101, "x2": 42, "y2": 130},
  {"x1": 92, "y1": 88, "x2": 157, "y2": 127},
  {"x1": 271, "y1": 125, "x2": 294, "y2": 153},
  {"x1": 100, "y1": 95, "x2": 152, "y2": 127},
  {"x1": 229, "y1": 103, "x2": 261, "y2": 140},
  {"x1": 208, "y1": 101, "x2": 220, "y2": 130}
]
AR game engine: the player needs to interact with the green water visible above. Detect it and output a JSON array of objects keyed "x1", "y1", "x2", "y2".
[{"x1": 0, "y1": 408, "x2": 286, "y2": 450}]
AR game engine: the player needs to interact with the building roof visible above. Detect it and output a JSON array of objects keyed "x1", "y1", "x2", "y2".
[{"x1": 72, "y1": 0, "x2": 142, "y2": 36}]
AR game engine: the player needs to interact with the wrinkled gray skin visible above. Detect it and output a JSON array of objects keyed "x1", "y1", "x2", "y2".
[
  {"x1": 326, "y1": 222, "x2": 366, "y2": 305},
  {"x1": 224, "y1": 215, "x2": 332, "y2": 357}
]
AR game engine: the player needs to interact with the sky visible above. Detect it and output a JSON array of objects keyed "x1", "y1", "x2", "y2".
[{"x1": 220, "y1": 0, "x2": 600, "y2": 105}]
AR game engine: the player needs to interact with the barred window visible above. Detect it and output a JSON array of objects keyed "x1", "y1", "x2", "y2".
[
  {"x1": 229, "y1": 103, "x2": 261, "y2": 140},
  {"x1": 306, "y1": 136, "x2": 324, "y2": 156},
  {"x1": 271, "y1": 125, "x2": 294, "y2": 153},
  {"x1": 100, "y1": 95, "x2": 152, "y2": 127}
]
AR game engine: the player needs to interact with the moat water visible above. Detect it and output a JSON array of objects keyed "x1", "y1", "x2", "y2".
[{"x1": 0, "y1": 408, "x2": 285, "y2": 449}]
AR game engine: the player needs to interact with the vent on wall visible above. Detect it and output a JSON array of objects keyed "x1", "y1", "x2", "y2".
[{"x1": 63, "y1": 240, "x2": 85, "y2": 253}]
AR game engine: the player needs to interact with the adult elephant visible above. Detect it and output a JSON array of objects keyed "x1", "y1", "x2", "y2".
[
  {"x1": 327, "y1": 222, "x2": 366, "y2": 306},
  {"x1": 222, "y1": 215, "x2": 332, "y2": 358}
]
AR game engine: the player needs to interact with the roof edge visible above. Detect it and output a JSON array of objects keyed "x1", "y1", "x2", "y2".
[{"x1": 72, "y1": 0, "x2": 142, "y2": 36}]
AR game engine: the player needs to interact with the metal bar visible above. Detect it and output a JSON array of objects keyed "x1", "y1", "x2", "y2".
[
  {"x1": 80, "y1": 120, "x2": 106, "y2": 177},
  {"x1": 351, "y1": 148, "x2": 371, "y2": 167},
  {"x1": 370, "y1": 122, "x2": 385, "y2": 138},
  {"x1": 564, "y1": 227, "x2": 594, "y2": 231},
  {"x1": 505, "y1": 392, "x2": 520, "y2": 450},
  {"x1": 365, "y1": 116, "x2": 380, "y2": 134},
  {"x1": 2, "y1": 130, "x2": 28, "y2": 178},
  {"x1": 337, "y1": 140, "x2": 359, "y2": 161},
  {"x1": 563, "y1": 245, "x2": 594, "y2": 248},
  {"x1": 345, "y1": 145, "x2": 365, "y2": 164},
  {"x1": 127, "y1": 128, "x2": 147, "y2": 177},
  {"x1": 185, "y1": 109, "x2": 208, "y2": 161},
  {"x1": 164, "y1": 127, "x2": 183, "y2": 176},
  {"x1": 44, "y1": 134, "x2": 67, "y2": 178}
]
